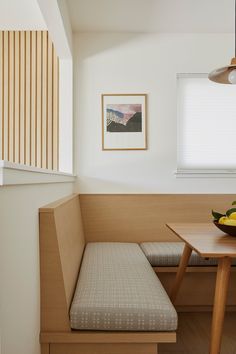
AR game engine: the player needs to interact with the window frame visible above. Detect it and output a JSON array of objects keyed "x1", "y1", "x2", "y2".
[{"x1": 176, "y1": 73, "x2": 236, "y2": 178}]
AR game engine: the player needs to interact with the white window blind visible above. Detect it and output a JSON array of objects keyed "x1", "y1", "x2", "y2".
[{"x1": 177, "y1": 74, "x2": 236, "y2": 171}]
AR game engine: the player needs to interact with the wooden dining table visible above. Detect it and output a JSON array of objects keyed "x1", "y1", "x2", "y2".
[{"x1": 166, "y1": 223, "x2": 236, "y2": 354}]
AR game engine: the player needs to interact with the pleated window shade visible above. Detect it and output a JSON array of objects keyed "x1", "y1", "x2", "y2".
[{"x1": 177, "y1": 74, "x2": 236, "y2": 170}]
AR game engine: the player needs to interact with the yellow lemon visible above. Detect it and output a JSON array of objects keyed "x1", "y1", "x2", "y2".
[
  {"x1": 229, "y1": 212, "x2": 236, "y2": 220},
  {"x1": 218, "y1": 216, "x2": 228, "y2": 225},
  {"x1": 223, "y1": 219, "x2": 236, "y2": 226}
]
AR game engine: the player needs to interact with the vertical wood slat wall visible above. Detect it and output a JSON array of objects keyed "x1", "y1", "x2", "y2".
[{"x1": 0, "y1": 31, "x2": 59, "y2": 170}]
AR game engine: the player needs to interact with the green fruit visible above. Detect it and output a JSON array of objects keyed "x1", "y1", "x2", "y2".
[{"x1": 212, "y1": 210, "x2": 225, "y2": 221}]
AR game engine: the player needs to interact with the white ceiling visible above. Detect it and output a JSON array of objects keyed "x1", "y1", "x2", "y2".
[
  {"x1": 67, "y1": 0, "x2": 235, "y2": 33},
  {"x1": 0, "y1": 0, "x2": 46, "y2": 30}
]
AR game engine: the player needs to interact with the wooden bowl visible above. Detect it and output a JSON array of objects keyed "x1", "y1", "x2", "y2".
[{"x1": 213, "y1": 220, "x2": 236, "y2": 237}]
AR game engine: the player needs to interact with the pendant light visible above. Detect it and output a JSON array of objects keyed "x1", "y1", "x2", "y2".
[{"x1": 208, "y1": 0, "x2": 236, "y2": 84}]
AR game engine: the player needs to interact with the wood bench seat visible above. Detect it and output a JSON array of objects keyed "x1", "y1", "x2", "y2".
[
  {"x1": 140, "y1": 242, "x2": 236, "y2": 267},
  {"x1": 70, "y1": 242, "x2": 177, "y2": 332},
  {"x1": 39, "y1": 194, "x2": 177, "y2": 354}
]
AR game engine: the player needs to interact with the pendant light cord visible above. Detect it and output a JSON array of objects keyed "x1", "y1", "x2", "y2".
[{"x1": 235, "y1": 0, "x2": 236, "y2": 57}]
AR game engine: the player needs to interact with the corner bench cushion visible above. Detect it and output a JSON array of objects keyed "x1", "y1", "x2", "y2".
[
  {"x1": 140, "y1": 242, "x2": 236, "y2": 267},
  {"x1": 70, "y1": 242, "x2": 177, "y2": 332}
]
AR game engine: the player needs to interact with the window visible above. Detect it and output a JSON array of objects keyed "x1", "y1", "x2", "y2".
[{"x1": 177, "y1": 74, "x2": 236, "y2": 175}]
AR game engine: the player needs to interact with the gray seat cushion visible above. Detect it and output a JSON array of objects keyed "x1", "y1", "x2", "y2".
[
  {"x1": 140, "y1": 242, "x2": 236, "y2": 267},
  {"x1": 70, "y1": 242, "x2": 177, "y2": 332}
]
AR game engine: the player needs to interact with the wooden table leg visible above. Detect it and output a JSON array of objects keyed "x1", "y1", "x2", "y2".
[
  {"x1": 209, "y1": 256, "x2": 231, "y2": 354},
  {"x1": 170, "y1": 244, "x2": 192, "y2": 303}
]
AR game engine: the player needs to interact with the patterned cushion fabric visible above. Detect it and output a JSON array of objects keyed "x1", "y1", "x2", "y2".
[
  {"x1": 70, "y1": 242, "x2": 177, "y2": 332},
  {"x1": 140, "y1": 242, "x2": 236, "y2": 267}
]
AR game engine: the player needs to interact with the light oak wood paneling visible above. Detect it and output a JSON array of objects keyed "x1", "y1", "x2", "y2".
[
  {"x1": 31, "y1": 31, "x2": 36, "y2": 167},
  {"x1": 3, "y1": 31, "x2": 9, "y2": 160},
  {"x1": 41, "y1": 331, "x2": 175, "y2": 344},
  {"x1": 25, "y1": 31, "x2": 31, "y2": 165},
  {"x1": 0, "y1": 31, "x2": 59, "y2": 169},
  {"x1": 39, "y1": 194, "x2": 85, "y2": 332},
  {"x1": 19, "y1": 31, "x2": 25, "y2": 164},
  {"x1": 156, "y1": 269, "x2": 236, "y2": 307},
  {"x1": 52, "y1": 47, "x2": 59, "y2": 170},
  {"x1": 41, "y1": 344, "x2": 49, "y2": 354},
  {"x1": 14, "y1": 31, "x2": 20, "y2": 163},
  {"x1": 0, "y1": 32, "x2": 3, "y2": 160},
  {"x1": 47, "y1": 36, "x2": 53, "y2": 170},
  {"x1": 41, "y1": 31, "x2": 47, "y2": 169},
  {"x1": 79, "y1": 194, "x2": 236, "y2": 243},
  {"x1": 8, "y1": 31, "x2": 14, "y2": 162},
  {"x1": 50, "y1": 343, "x2": 158, "y2": 354},
  {"x1": 36, "y1": 31, "x2": 42, "y2": 167}
]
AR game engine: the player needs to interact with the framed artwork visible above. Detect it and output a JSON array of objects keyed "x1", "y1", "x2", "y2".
[{"x1": 102, "y1": 94, "x2": 147, "y2": 150}]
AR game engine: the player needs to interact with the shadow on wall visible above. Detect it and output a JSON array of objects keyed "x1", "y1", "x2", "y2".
[
  {"x1": 75, "y1": 176, "x2": 152, "y2": 194},
  {"x1": 74, "y1": 32, "x2": 145, "y2": 59}
]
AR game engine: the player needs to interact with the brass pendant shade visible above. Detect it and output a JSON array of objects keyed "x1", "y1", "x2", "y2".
[
  {"x1": 208, "y1": 1, "x2": 236, "y2": 84},
  {"x1": 208, "y1": 58, "x2": 236, "y2": 84}
]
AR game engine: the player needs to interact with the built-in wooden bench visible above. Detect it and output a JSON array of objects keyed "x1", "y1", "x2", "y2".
[
  {"x1": 79, "y1": 194, "x2": 236, "y2": 310},
  {"x1": 140, "y1": 241, "x2": 236, "y2": 311},
  {"x1": 39, "y1": 194, "x2": 177, "y2": 354},
  {"x1": 39, "y1": 193, "x2": 236, "y2": 354}
]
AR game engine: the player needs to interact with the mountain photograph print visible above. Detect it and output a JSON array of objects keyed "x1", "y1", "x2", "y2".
[
  {"x1": 102, "y1": 94, "x2": 147, "y2": 150},
  {"x1": 106, "y1": 104, "x2": 142, "y2": 132}
]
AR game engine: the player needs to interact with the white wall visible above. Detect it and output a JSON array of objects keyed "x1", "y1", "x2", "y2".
[
  {"x1": 0, "y1": 0, "x2": 46, "y2": 30},
  {"x1": 0, "y1": 182, "x2": 74, "y2": 354},
  {"x1": 74, "y1": 32, "x2": 236, "y2": 193}
]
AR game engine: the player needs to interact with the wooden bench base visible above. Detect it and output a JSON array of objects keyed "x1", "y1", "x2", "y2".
[
  {"x1": 154, "y1": 266, "x2": 236, "y2": 308},
  {"x1": 50, "y1": 344, "x2": 157, "y2": 354},
  {"x1": 41, "y1": 331, "x2": 176, "y2": 354},
  {"x1": 43, "y1": 343, "x2": 158, "y2": 354}
]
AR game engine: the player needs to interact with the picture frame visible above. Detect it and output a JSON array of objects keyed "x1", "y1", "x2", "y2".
[{"x1": 102, "y1": 94, "x2": 147, "y2": 150}]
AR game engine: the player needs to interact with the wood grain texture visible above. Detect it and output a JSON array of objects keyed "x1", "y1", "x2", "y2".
[
  {"x1": 39, "y1": 194, "x2": 85, "y2": 332},
  {"x1": 41, "y1": 31, "x2": 48, "y2": 169},
  {"x1": 170, "y1": 244, "x2": 192, "y2": 303},
  {"x1": 19, "y1": 31, "x2": 25, "y2": 164},
  {"x1": 168, "y1": 225, "x2": 235, "y2": 354},
  {"x1": 47, "y1": 36, "x2": 53, "y2": 170},
  {"x1": 3, "y1": 31, "x2": 9, "y2": 160},
  {"x1": 0, "y1": 32, "x2": 3, "y2": 159},
  {"x1": 167, "y1": 223, "x2": 236, "y2": 258},
  {"x1": 210, "y1": 257, "x2": 232, "y2": 354},
  {"x1": 0, "y1": 30, "x2": 59, "y2": 169},
  {"x1": 159, "y1": 312, "x2": 236, "y2": 354},
  {"x1": 30, "y1": 31, "x2": 36, "y2": 166},
  {"x1": 8, "y1": 31, "x2": 14, "y2": 162},
  {"x1": 52, "y1": 47, "x2": 59, "y2": 170},
  {"x1": 41, "y1": 344, "x2": 49, "y2": 354},
  {"x1": 50, "y1": 343, "x2": 157, "y2": 354},
  {"x1": 40, "y1": 331, "x2": 176, "y2": 344},
  {"x1": 79, "y1": 194, "x2": 236, "y2": 243},
  {"x1": 154, "y1": 266, "x2": 236, "y2": 273},
  {"x1": 155, "y1": 268, "x2": 236, "y2": 307},
  {"x1": 14, "y1": 31, "x2": 20, "y2": 163}
]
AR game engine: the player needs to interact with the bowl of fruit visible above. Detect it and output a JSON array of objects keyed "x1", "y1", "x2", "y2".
[{"x1": 212, "y1": 201, "x2": 236, "y2": 236}]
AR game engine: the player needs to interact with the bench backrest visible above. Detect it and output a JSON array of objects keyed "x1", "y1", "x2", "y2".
[
  {"x1": 39, "y1": 194, "x2": 85, "y2": 331},
  {"x1": 80, "y1": 194, "x2": 236, "y2": 242}
]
